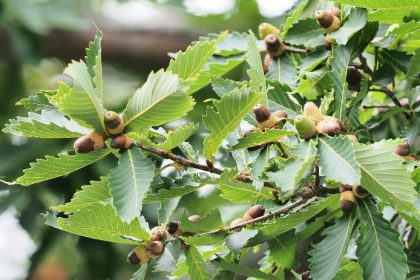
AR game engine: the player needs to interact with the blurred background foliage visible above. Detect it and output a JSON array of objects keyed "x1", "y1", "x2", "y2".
[{"x1": 0, "y1": 0, "x2": 417, "y2": 279}]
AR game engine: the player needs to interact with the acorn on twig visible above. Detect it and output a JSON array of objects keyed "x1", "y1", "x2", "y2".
[
  {"x1": 150, "y1": 226, "x2": 168, "y2": 242},
  {"x1": 316, "y1": 116, "x2": 343, "y2": 136},
  {"x1": 394, "y1": 142, "x2": 410, "y2": 157},
  {"x1": 127, "y1": 245, "x2": 149, "y2": 265},
  {"x1": 315, "y1": 10, "x2": 341, "y2": 33},
  {"x1": 303, "y1": 102, "x2": 324, "y2": 124},
  {"x1": 229, "y1": 217, "x2": 247, "y2": 230},
  {"x1": 352, "y1": 185, "x2": 369, "y2": 198},
  {"x1": 340, "y1": 190, "x2": 355, "y2": 213},
  {"x1": 346, "y1": 67, "x2": 363, "y2": 91},
  {"x1": 73, "y1": 132, "x2": 104, "y2": 153},
  {"x1": 146, "y1": 241, "x2": 164, "y2": 259},
  {"x1": 264, "y1": 34, "x2": 285, "y2": 58},
  {"x1": 295, "y1": 115, "x2": 317, "y2": 139},
  {"x1": 258, "y1": 23, "x2": 280, "y2": 39},
  {"x1": 104, "y1": 111, "x2": 125, "y2": 135},
  {"x1": 111, "y1": 134, "x2": 132, "y2": 150},
  {"x1": 243, "y1": 205, "x2": 265, "y2": 221},
  {"x1": 253, "y1": 104, "x2": 277, "y2": 131}
]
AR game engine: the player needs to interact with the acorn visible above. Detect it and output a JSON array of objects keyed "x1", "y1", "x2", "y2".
[
  {"x1": 73, "y1": 132, "x2": 104, "y2": 153},
  {"x1": 253, "y1": 104, "x2": 277, "y2": 131},
  {"x1": 300, "y1": 186, "x2": 315, "y2": 199},
  {"x1": 294, "y1": 115, "x2": 317, "y2": 139},
  {"x1": 188, "y1": 215, "x2": 201, "y2": 222},
  {"x1": 346, "y1": 67, "x2": 362, "y2": 91},
  {"x1": 229, "y1": 217, "x2": 247, "y2": 230},
  {"x1": 166, "y1": 221, "x2": 181, "y2": 237},
  {"x1": 272, "y1": 110, "x2": 288, "y2": 128},
  {"x1": 264, "y1": 34, "x2": 285, "y2": 58},
  {"x1": 146, "y1": 241, "x2": 164, "y2": 259},
  {"x1": 150, "y1": 226, "x2": 168, "y2": 242},
  {"x1": 325, "y1": 34, "x2": 337, "y2": 50},
  {"x1": 316, "y1": 116, "x2": 343, "y2": 136},
  {"x1": 127, "y1": 245, "x2": 149, "y2": 265},
  {"x1": 340, "y1": 191, "x2": 355, "y2": 212},
  {"x1": 352, "y1": 185, "x2": 369, "y2": 198},
  {"x1": 243, "y1": 205, "x2": 265, "y2": 221},
  {"x1": 303, "y1": 102, "x2": 324, "y2": 124},
  {"x1": 258, "y1": 23, "x2": 280, "y2": 39},
  {"x1": 263, "y1": 53, "x2": 271, "y2": 74},
  {"x1": 104, "y1": 111, "x2": 125, "y2": 135},
  {"x1": 111, "y1": 134, "x2": 132, "y2": 149},
  {"x1": 315, "y1": 10, "x2": 341, "y2": 33},
  {"x1": 394, "y1": 142, "x2": 410, "y2": 157}
]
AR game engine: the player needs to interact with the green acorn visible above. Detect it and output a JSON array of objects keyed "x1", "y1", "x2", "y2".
[
  {"x1": 73, "y1": 132, "x2": 104, "y2": 153},
  {"x1": 104, "y1": 111, "x2": 125, "y2": 135},
  {"x1": 258, "y1": 23, "x2": 280, "y2": 39},
  {"x1": 295, "y1": 115, "x2": 317, "y2": 139},
  {"x1": 303, "y1": 102, "x2": 324, "y2": 124},
  {"x1": 315, "y1": 10, "x2": 341, "y2": 33}
]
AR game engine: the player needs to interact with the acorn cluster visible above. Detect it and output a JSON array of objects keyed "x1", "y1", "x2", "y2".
[
  {"x1": 294, "y1": 102, "x2": 352, "y2": 140},
  {"x1": 73, "y1": 110, "x2": 132, "y2": 153},
  {"x1": 229, "y1": 205, "x2": 265, "y2": 229},
  {"x1": 339, "y1": 184, "x2": 369, "y2": 213},
  {"x1": 258, "y1": 23, "x2": 285, "y2": 73},
  {"x1": 252, "y1": 104, "x2": 288, "y2": 131}
]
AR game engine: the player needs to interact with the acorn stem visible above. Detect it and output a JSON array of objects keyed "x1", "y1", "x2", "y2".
[{"x1": 284, "y1": 45, "x2": 308, "y2": 53}]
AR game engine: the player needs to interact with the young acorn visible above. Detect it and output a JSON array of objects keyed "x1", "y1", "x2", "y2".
[
  {"x1": 324, "y1": 34, "x2": 337, "y2": 50},
  {"x1": 258, "y1": 23, "x2": 280, "y2": 39},
  {"x1": 394, "y1": 142, "x2": 410, "y2": 157},
  {"x1": 243, "y1": 205, "x2": 265, "y2": 221},
  {"x1": 303, "y1": 102, "x2": 324, "y2": 124},
  {"x1": 253, "y1": 104, "x2": 277, "y2": 131},
  {"x1": 352, "y1": 185, "x2": 369, "y2": 198},
  {"x1": 294, "y1": 115, "x2": 317, "y2": 139},
  {"x1": 166, "y1": 221, "x2": 182, "y2": 237},
  {"x1": 127, "y1": 245, "x2": 149, "y2": 265},
  {"x1": 146, "y1": 241, "x2": 164, "y2": 259},
  {"x1": 316, "y1": 116, "x2": 343, "y2": 136},
  {"x1": 188, "y1": 215, "x2": 201, "y2": 222},
  {"x1": 74, "y1": 131, "x2": 104, "y2": 153},
  {"x1": 111, "y1": 134, "x2": 132, "y2": 149},
  {"x1": 315, "y1": 9, "x2": 341, "y2": 33},
  {"x1": 340, "y1": 190, "x2": 356, "y2": 213},
  {"x1": 346, "y1": 67, "x2": 363, "y2": 91},
  {"x1": 264, "y1": 34, "x2": 285, "y2": 58},
  {"x1": 104, "y1": 111, "x2": 125, "y2": 135},
  {"x1": 150, "y1": 226, "x2": 168, "y2": 242}
]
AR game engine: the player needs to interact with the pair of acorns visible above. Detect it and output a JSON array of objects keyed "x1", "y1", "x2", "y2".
[
  {"x1": 339, "y1": 184, "x2": 369, "y2": 212},
  {"x1": 316, "y1": 7, "x2": 340, "y2": 49},
  {"x1": 73, "y1": 111, "x2": 132, "y2": 153},
  {"x1": 258, "y1": 23, "x2": 285, "y2": 74},
  {"x1": 229, "y1": 205, "x2": 265, "y2": 229},
  {"x1": 252, "y1": 105, "x2": 288, "y2": 131},
  {"x1": 294, "y1": 102, "x2": 346, "y2": 139}
]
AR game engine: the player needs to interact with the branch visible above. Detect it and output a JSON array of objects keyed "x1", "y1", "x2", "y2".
[
  {"x1": 358, "y1": 55, "x2": 373, "y2": 76},
  {"x1": 285, "y1": 45, "x2": 308, "y2": 53},
  {"x1": 369, "y1": 87, "x2": 412, "y2": 121}
]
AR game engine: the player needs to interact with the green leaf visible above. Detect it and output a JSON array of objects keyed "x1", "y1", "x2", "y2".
[
  {"x1": 247, "y1": 195, "x2": 339, "y2": 246},
  {"x1": 85, "y1": 28, "x2": 103, "y2": 101},
  {"x1": 225, "y1": 229, "x2": 258, "y2": 253},
  {"x1": 46, "y1": 204, "x2": 150, "y2": 244},
  {"x1": 182, "y1": 233, "x2": 226, "y2": 246},
  {"x1": 131, "y1": 264, "x2": 148, "y2": 280},
  {"x1": 356, "y1": 199, "x2": 409, "y2": 280},
  {"x1": 3, "y1": 109, "x2": 89, "y2": 138},
  {"x1": 268, "y1": 230, "x2": 299, "y2": 269},
  {"x1": 199, "y1": 32, "x2": 249, "y2": 56},
  {"x1": 155, "y1": 240, "x2": 181, "y2": 272},
  {"x1": 180, "y1": 209, "x2": 223, "y2": 233},
  {"x1": 355, "y1": 141, "x2": 417, "y2": 212},
  {"x1": 408, "y1": 49, "x2": 420, "y2": 78},
  {"x1": 185, "y1": 245, "x2": 212, "y2": 280},
  {"x1": 267, "y1": 81, "x2": 302, "y2": 115},
  {"x1": 379, "y1": 49, "x2": 411, "y2": 73},
  {"x1": 51, "y1": 176, "x2": 111, "y2": 214},
  {"x1": 267, "y1": 53, "x2": 299, "y2": 88},
  {"x1": 284, "y1": 18, "x2": 325, "y2": 48},
  {"x1": 16, "y1": 90, "x2": 55, "y2": 111},
  {"x1": 51, "y1": 80, "x2": 105, "y2": 132},
  {"x1": 330, "y1": 8, "x2": 368, "y2": 45},
  {"x1": 246, "y1": 31, "x2": 266, "y2": 93},
  {"x1": 268, "y1": 140, "x2": 317, "y2": 192},
  {"x1": 212, "y1": 260, "x2": 278, "y2": 280},
  {"x1": 123, "y1": 70, "x2": 195, "y2": 131},
  {"x1": 143, "y1": 123, "x2": 198, "y2": 151},
  {"x1": 143, "y1": 185, "x2": 198, "y2": 204},
  {"x1": 211, "y1": 76, "x2": 243, "y2": 97},
  {"x1": 232, "y1": 129, "x2": 295, "y2": 150},
  {"x1": 158, "y1": 198, "x2": 180, "y2": 225},
  {"x1": 309, "y1": 213, "x2": 357, "y2": 280},
  {"x1": 108, "y1": 147, "x2": 154, "y2": 223},
  {"x1": 16, "y1": 149, "x2": 111, "y2": 186},
  {"x1": 202, "y1": 87, "x2": 262, "y2": 159},
  {"x1": 332, "y1": 261, "x2": 363, "y2": 280},
  {"x1": 318, "y1": 136, "x2": 361, "y2": 185},
  {"x1": 300, "y1": 50, "x2": 330, "y2": 75},
  {"x1": 281, "y1": 0, "x2": 310, "y2": 38}
]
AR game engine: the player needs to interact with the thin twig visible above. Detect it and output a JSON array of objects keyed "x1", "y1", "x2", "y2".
[
  {"x1": 276, "y1": 142, "x2": 289, "y2": 158},
  {"x1": 358, "y1": 55, "x2": 373, "y2": 76},
  {"x1": 362, "y1": 105, "x2": 391, "y2": 109},
  {"x1": 314, "y1": 166, "x2": 320, "y2": 189},
  {"x1": 285, "y1": 45, "x2": 308, "y2": 53},
  {"x1": 369, "y1": 87, "x2": 412, "y2": 120}
]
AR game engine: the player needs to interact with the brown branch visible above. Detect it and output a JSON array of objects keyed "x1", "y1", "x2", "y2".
[
  {"x1": 369, "y1": 87, "x2": 412, "y2": 121},
  {"x1": 362, "y1": 105, "x2": 392, "y2": 109},
  {"x1": 358, "y1": 55, "x2": 373, "y2": 76}
]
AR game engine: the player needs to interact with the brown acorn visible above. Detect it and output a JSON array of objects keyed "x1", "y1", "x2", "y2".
[
  {"x1": 316, "y1": 116, "x2": 343, "y2": 136},
  {"x1": 295, "y1": 115, "x2": 317, "y2": 139},
  {"x1": 303, "y1": 102, "x2": 324, "y2": 124},
  {"x1": 73, "y1": 132, "x2": 104, "y2": 153},
  {"x1": 263, "y1": 53, "x2": 271, "y2": 74},
  {"x1": 150, "y1": 226, "x2": 168, "y2": 242},
  {"x1": 230, "y1": 217, "x2": 247, "y2": 230},
  {"x1": 166, "y1": 221, "x2": 181, "y2": 237},
  {"x1": 188, "y1": 215, "x2": 201, "y2": 222},
  {"x1": 346, "y1": 67, "x2": 362, "y2": 91},
  {"x1": 127, "y1": 245, "x2": 149, "y2": 265},
  {"x1": 104, "y1": 111, "x2": 125, "y2": 135},
  {"x1": 253, "y1": 104, "x2": 277, "y2": 130},
  {"x1": 394, "y1": 142, "x2": 410, "y2": 157},
  {"x1": 315, "y1": 10, "x2": 341, "y2": 33},
  {"x1": 340, "y1": 190, "x2": 355, "y2": 213},
  {"x1": 264, "y1": 34, "x2": 285, "y2": 58},
  {"x1": 146, "y1": 241, "x2": 164, "y2": 259},
  {"x1": 300, "y1": 186, "x2": 315, "y2": 199},
  {"x1": 111, "y1": 134, "x2": 132, "y2": 149},
  {"x1": 244, "y1": 205, "x2": 265, "y2": 221},
  {"x1": 353, "y1": 185, "x2": 369, "y2": 198},
  {"x1": 258, "y1": 23, "x2": 280, "y2": 39}
]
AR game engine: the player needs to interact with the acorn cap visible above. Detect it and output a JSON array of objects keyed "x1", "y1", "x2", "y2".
[
  {"x1": 346, "y1": 67, "x2": 362, "y2": 91},
  {"x1": 303, "y1": 102, "x2": 324, "y2": 124},
  {"x1": 244, "y1": 205, "x2": 265, "y2": 219},
  {"x1": 353, "y1": 185, "x2": 369, "y2": 198},
  {"x1": 264, "y1": 34, "x2": 285, "y2": 57},
  {"x1": 150, "y1": 226, "x2": 168, "y2": 241},
  {"x1": 315, "y1": 10, "x2": 340, "y2": 33},
  {"x1": 104, "y1": 111, "x2": 125, "y2": 135},
  {"x1": 394, "y1": 142, "x2": 410, "y2": 157},
  {"x1": 340, "y1": 191, "x2": 355, "y2": 213},
  {"x1": 127, "y1": 246, "x2": 149, "y2": 265},
  {"x1": 258, "y1": 23, "x2": 280, "y2": 39},
  {"x1": 188, "y1": 215, "x2": 201, "y2": 222},
  {"x1": 316, "y1": 117, "x2": 342, "y2": 136},
  {"x1": 295, "y1": 115, "x2": 317, "y2": 139},
  {"x1": 74, "y1": 132, "x2": 104, "y2": 153},
  {"x1": 253, "y1": 104, "x2": 271, "y2": 123},
  {"x1": 301, "y1": 186, "x2": 315, "y2": 199},
  {"x1": 166, "y1": 221, "x2": 181, "y2": 236},
  {"x1": 111, "y1": 134, "x2": 132, "y2": 150},
  {"x1": 146, "y1": 241, "x2": 164, "y2": 259}
]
